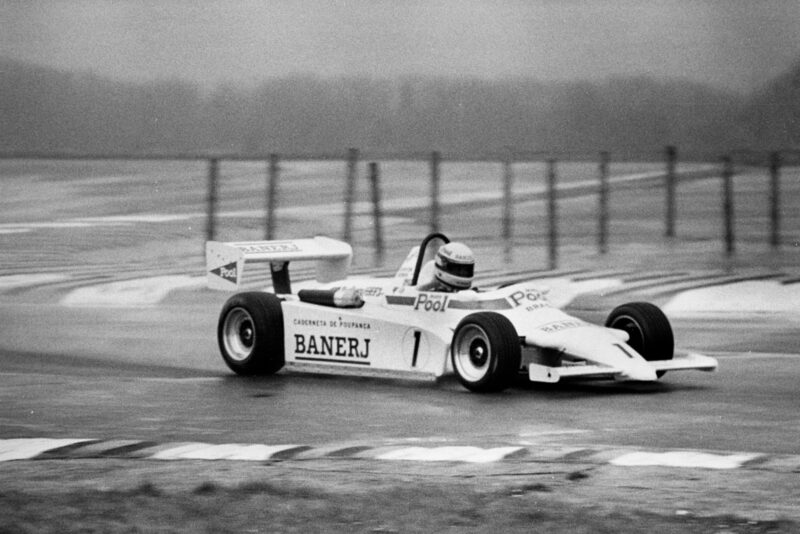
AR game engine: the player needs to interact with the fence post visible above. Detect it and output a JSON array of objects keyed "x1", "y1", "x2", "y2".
[
  {"x1": 368, "y1": 162, "x2": 384, "y2": 265},
  {"x1": 265, "y1": 153, "x2": 279, "y2": 240},
  {"x1": 343, "y1": 148, "x2": 359, "y2": 243},
  {"x1": 430, "y1": 151, "x2": 441, "y2": 234},
  {"x1": 206, "y1": 157, "x2": 219, "y2": 244},
  {"x1": 769, "y1": 151, "x2": 781, "y2": 248},
  {"x1": 721, "y1": 156, "x2": 735, "y2": 256},
  {"x1": 502, "y1": 148, "x2": 514, "y2": 255},
  {"x1": 598, "y1": 151, "x2": 610, "y2": 254},
  {"x1": 665, "y1": 145, "x2": 677, "y2": 238},
  {"x1": 547, "y1": 158, "x2": 558, "y2": 270}
]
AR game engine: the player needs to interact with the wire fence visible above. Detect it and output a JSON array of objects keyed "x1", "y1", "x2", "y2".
[{"x1": 1, "y1": 147, "x2": 797, "y2": 270}]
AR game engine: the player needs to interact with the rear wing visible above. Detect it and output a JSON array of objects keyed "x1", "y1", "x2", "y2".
[{"x1": 206, "y1": 236, "x2": 352, "y2": 293}]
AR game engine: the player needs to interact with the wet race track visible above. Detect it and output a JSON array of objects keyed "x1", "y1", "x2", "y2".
[{"x1": 1, "y1": 293, "x2": 798, "y2": 455}]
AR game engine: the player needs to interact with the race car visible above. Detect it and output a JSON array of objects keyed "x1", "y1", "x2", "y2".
[{"x1": 205, "y1": 233, "x2": 717, "y2": 393}]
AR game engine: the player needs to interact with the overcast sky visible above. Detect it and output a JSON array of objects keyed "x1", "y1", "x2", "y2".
[{"x1": 2, "y1": 0, "x2": 800, "y2": 92}]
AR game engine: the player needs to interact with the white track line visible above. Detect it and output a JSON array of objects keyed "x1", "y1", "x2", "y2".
[
  {"x1": 377, "y1": 446, "x2": 523, "y2": 463},
  {"x1": 151, "y1": 443, "x2": 302, "y2": 461},
  {"x1": 610, "y1": 451, "x2": 761, "y2": 470},
  {"x1": 0, "y1": 439, "x2": 794, "y2": 470},
  {"x1": 0, "y1": 438, "x2": 93, "y2": 462}
]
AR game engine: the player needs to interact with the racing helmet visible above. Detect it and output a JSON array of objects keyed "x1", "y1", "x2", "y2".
[{"x1": 434, "y1": 242, "x2": 475, "y2": 290}]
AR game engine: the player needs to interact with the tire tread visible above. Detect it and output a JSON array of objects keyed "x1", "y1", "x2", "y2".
[
  {"x1": 218, "y1": 292, "x2": 285, "y2": 375},
  {"x1": 451, "y1": 311, "x2": 521, "y2": 393}
]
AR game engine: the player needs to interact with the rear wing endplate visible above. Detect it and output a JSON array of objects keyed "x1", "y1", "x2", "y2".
[{"x1": 206, "y1": 236, "x2": 352, "y2": 293}]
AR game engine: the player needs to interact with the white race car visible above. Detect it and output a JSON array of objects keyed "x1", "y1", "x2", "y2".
[{"x1": 206, "y1": 233, "x2": 717, "y2": 393}]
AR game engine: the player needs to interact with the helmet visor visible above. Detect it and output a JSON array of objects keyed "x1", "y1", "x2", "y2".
[{"x1": 436, "y1": 256, "x2": 474, "y2": 279}]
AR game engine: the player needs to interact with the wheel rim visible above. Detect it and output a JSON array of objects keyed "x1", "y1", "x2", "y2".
[
  {"x1": 610, "y1": 314, "x2": 644, "y2": 353},
  {"x1": 222, "y1": 307, "x2": 256, "y2": 362},
  {"x1": 453, "y1": 324, "x2": 492, "y2": 383}
]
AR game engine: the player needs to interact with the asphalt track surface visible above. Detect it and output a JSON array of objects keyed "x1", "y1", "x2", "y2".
[
  {"x1": 1, "y1": 159, "x2": 799, "y2": 525},
  {"x1": 1, "y1": 286, "x2": 798, "y2": 454}
]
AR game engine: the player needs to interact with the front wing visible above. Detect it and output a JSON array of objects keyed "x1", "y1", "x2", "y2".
[{"x1": 527, "y1": 352, "x2": 718, "y2": 383}]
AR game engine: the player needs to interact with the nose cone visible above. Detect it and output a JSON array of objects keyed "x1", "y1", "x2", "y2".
[{"x1": 524, "y1": 323, "x2": 662, "y2": 382}]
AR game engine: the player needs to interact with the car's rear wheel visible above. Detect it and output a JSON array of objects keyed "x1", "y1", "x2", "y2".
[
  {"x1": 451, "y1": 312, "x2": 521, "y2": 393},
  {"x1": 605, "y1": 302, "x2": 673, "y2": 377},
  {"x1": 218, "y1": 292, "x2": 285, "y2": 375}
]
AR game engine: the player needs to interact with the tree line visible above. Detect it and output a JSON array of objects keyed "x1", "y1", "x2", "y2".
[{"x1": 1, "y1": 56, "x2": 797, "y2": 159}]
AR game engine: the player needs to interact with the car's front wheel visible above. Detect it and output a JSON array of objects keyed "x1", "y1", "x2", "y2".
[
  {"x1": 218, "y1": 292, "x2": 285, "y2": 375},
  {"x1": 605, "y1": 302, "x2": 673, "y2": 377},
  {"x1": 451, "y1": 312, "x2": 521, "y2": 393}
]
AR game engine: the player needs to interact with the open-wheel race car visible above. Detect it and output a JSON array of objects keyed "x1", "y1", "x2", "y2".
[{"x1": 205, "y1": 233, "x2": 717, "y2": 393}]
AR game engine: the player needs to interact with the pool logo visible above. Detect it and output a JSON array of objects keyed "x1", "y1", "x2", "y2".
[{"x1": 210, "y1": 262, "x2": 238, "y2": 283}]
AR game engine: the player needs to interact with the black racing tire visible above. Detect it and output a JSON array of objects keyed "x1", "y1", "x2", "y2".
[
  {"x1": 450, "y1": 312, "x2": 521, "y2": 393},
  {"x1": 605, "y1": 302, "x2": 674, "y2": 377},
  {"x1": 217, "y1": 292, "x2": 285, "y2": 375}
]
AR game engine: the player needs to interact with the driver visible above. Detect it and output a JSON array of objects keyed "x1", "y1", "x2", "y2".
[{"x1": 417, "y1": 242, "x2": 475, "y2": 292}]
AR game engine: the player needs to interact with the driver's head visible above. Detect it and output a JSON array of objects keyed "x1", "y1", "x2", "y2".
[{"x1": 434, "y1": 242, "x2": 475, "y2": 290}]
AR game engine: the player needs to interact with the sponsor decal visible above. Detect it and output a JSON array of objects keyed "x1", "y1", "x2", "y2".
[
  {"x1": 291, "y1": 317, "x2": 372, "y2": 330},
  {"x1": 210, "y1": 262, "x2": 238, "y2": 282},
  {"x1": 395, "y1": 266, "x2": 413, "y2": 279},
  {"x1": 523, "y1": 302, "x2": 549, "y2": 312},
  {"x1": 293, "y1": 318, "x2": 328, "y2": 327},
  {"x1": 539, "y1": 320, "x2": 585, "y2": 333},
  {"x1": 357, "y1": 286, "x2": 384, "y2": 298},
  {"x1": 334, "y1": 316, "x2": 372, "y2": 330},
  {"x1": 240, "y1": 242, "x2": 300, "y2": 254},
  {"x1": 334, "y1": 285, "x2": 383, "y2": 300},
  {"x1": 414, "y1": 293, "x2": 449, "y2": 312},
  {"x1": 507, "y1": 288, "x2": 549, "y2": 308},
  {"x1": 294, "y1": 334, "x2": 371, "y2": 360}
]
